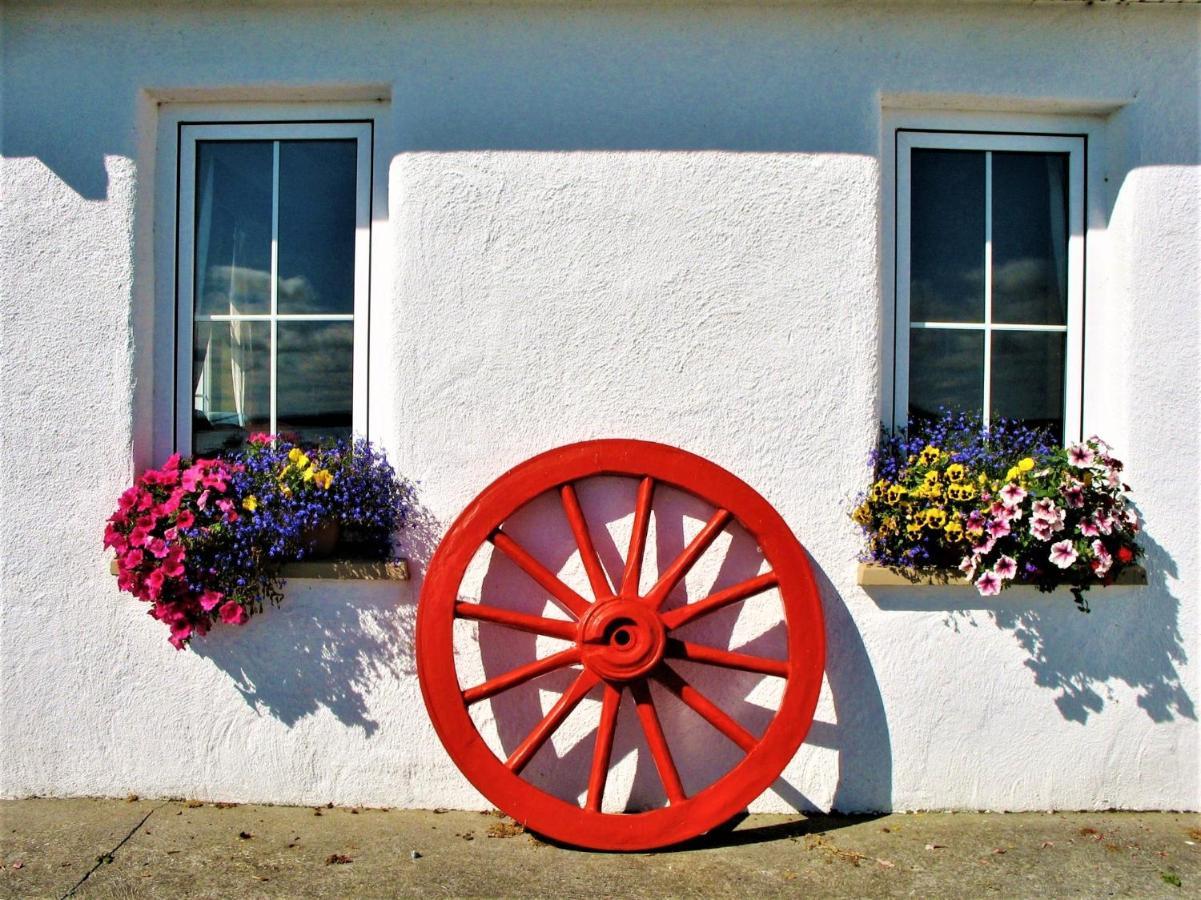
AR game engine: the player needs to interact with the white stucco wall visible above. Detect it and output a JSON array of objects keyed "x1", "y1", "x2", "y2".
[{"x1": 2, "y1": 1, "x2": 1198, "y2": 814}]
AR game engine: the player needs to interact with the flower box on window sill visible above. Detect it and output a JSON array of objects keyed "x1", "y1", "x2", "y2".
[
  {"x1": 109, "y1": 558, "x2": 409, "y2": 582},
  {"x1": 856, "y1": 562, "x2": 1146, "y2": 588}
]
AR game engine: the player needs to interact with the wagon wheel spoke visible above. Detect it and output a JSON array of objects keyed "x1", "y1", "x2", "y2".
[
  {"x1": 490, "y1": 530, "x2": 592, "y2": 618},
  {"x1": 585, "y1": 682, "x2": 623, "y2": 812},
  {"x1": 630, "y1": 679, "x2": 687, "y2": 804},
  {"x1": 505, "y1": 670, "x2": 601, "y2": 774},
  {"x1": 620, "y1": 476, "x2": 656, "y2": 597},
  {"x1": 655, "y1": 665, "x2": 758, "y2": 752},
  {"x1": 643, "y1": 509, "x2": 732, "y2": 610},
  {"x1": 664, "y1": 638, "x2": 789, "y2": 678},
  {"x1": 462, "y1": 647, "x2": 582, "y2": 705},
  {"x1": 560, "y1": 483, "x2": 614, "y2": 600},
  {"x1": 661, "y1": 572, "x2": 779, "y2": 631},
  {"x1": 455, "y1": 602, "x2": 577, "y2": 640}
]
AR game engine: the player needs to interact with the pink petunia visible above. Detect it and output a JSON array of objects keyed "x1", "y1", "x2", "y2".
[
  {"x1": 1030, "y1": 519, "x2": 1054, "y2": 542},
  {"x1": 121, "y1": 548, "x2": 145, "y2": 569},
  {"x1": 196, "y1": 490, "x2": 210, "y2": 510},
  {"x1": 965, "y1": 510, "x2": 987, "y2": 534},
  {"x1": 219, "y1": 601, "x2": 249, "y2": 625},
  {"x1": 247, "y1": 432, "x2": 274, "y2": 445},
  {"x1": 988, "y1": 518, "x2": 1011, "y2": 539},
  {"x1": 1123, "y1": 508, "x2": 1140, "y2": 532},
  {"x1": 1049, "y1": 540, "x2": 1079, "y2": 569},
  {"x1": 959, "y1": 556, "x2": 976, "y2": 579},
  {"x1": 168, "y1": 621, "x2": 192, "y2": 650},
  {"x1": 1078, "y1": 518, "x2": 1100, "y2": 537},
  {"x1": 175, "y1": 509, "x2": 195, "y2": 530},
  {"x1": 994, "y1": 555, "x2": 1018, "y2": 580},
  {"x1": 145, "y1": 568, "x2": 166, "y2": 600},
  {"x1": 1095, "y1": 512, "x2": 1114, "y2": 535},
  {"x1": 999, "y1": 483, "x2": 1027, "y2": 508},
  {"x1": 161, "y1": 546, "x2": 186, "y2": 578},
  {"x1": 1067, "y1": 444, "x2": 1095, "y2": 468},
  {"x1": 1062, "y1": 484, "x2": 1085, "y2": 508},
  {"x1": 146, "y1": 537, "x2": 169, "y2": 559},
  {"x1": 975, "y1": 570, "x2": 1002, "y2": 596},
  {"x1": 199, "y1": 590, "x2": 224, "y2": 612},
  {"x1": 181, "y1": 466, "x2": 204, "y2": 492}
]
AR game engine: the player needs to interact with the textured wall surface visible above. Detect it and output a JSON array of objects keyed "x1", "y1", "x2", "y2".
[{"x1": 2, "y1": 1, "x2": 1198, "y2": 813}]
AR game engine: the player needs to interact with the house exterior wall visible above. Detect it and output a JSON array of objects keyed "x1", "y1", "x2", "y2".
[{"x1": 2, "y1": 1, "x2": 1198, "y2": 813}]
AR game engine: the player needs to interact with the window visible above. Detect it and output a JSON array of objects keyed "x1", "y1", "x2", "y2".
[
  {"x1": 174, "y1": 122, "x2": 372, "y2": 455},
  {"x1": 890, "y1": 130, "x2": 1084, "y2": 442}
]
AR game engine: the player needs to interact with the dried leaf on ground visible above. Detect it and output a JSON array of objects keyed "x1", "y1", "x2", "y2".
[{"x1": 325, "y1": 854, "x2": 353, "y2": 865}]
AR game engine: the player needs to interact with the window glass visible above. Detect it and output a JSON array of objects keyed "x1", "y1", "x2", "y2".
[
  {"x1": 192, "y1": 321, "x2": 271, "y2": 456},
  {"x1": 194, "y1": 142, "x2": 273, "y2": 316},
  {"x1": 991, "y1": 330, "x2": 1066, "y2": 437},
  {"x1": 277, "y1": 140, "x2": 357, "y2": 315},
  {"x1": 909, "y1": 149, "x2": 985, "y2": 323},
  {"x1": 908, "y1": 329, "x2": 985, "y2": 424},
  {"x1": 992, "y1": 152, "x2": 1069, "y2": 325},
  {"x1": 276, "y1": 321, "x2": 354, "y2": 445}
]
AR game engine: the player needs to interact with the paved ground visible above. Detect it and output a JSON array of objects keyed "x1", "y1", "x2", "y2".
[{"x1": 1, "y1": 800, "x2": 1197, "y2": 898}]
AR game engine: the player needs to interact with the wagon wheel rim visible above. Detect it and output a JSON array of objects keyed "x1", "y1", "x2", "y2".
[{"x1": 417, "y1": 439, "x2": 826, "y2": 851}]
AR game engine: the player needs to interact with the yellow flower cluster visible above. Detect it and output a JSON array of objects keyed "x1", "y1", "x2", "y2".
[{"x1": 280, "y1": 447, "x2": 335, "y2": 492}]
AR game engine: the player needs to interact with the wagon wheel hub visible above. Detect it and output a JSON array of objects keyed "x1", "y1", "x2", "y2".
[{"x1": 579, "y1": 598, "x2": 666, "y2": 683}]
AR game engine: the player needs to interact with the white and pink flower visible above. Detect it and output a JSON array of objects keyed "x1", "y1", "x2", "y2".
[
  {"x1": 994, "y1": 555, "x2": 1018, "y2": 580},
  {"x1": 1090, "y1": 540, "x2": 1112, "y2": 576},
  {"x1": 975, "y1": 570, "x2": 1002, "y2": 596},
  {"x1": 998, "y1": 483, "x2": 1027, "y2": 508},
  {"x1": 1062, "y1": 483, "x2": 1085, "y2": 508},
  {"x1": 959, "y1": 556, "x2": 976, "y2": 580},
  {"x1": 1078, "y1": 517, "x2": 1100, "y2": 538},
  {"x1": 988, "y1": 518, "x2": 1012, "y2": 539},
  {"x1": 1067, "y1": 443, "x2": 1095, "y2": 468},
  {"x1": 1030, "y1": 519, "x2": 1055, "y2": 542},
  {"x1": 1049, "y1": 540, "x2": 1079, "y2": 569}
]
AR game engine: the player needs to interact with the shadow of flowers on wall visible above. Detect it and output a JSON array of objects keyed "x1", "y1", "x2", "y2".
[
  {"x1": 869, "y1": 526, "x2": 1193, "y2": 725},
  {"x1": 191, "y1": 488, "x2": 442, "y2": 736}
]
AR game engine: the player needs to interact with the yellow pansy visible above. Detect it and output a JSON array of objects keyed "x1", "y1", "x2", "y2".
[
  {"x1": 922, "y1": 508, "x2": 947, "y2": 530},
  {"x1": 242, "y1": 495, "x2": 258, "y2": 512},
  {"x1": 886, "y1": 485, "x2": 908, "y2": 504},
  {"x1": 870, "y1": 480, "x2": 889, "y2": 501},
  {"x1": 302, "y1": 467, "x2": 315, "y2": 482},
  {"x1": 906, "y1": 521, "x2": 923, "y2": 535},
  {"x1": 946, "y1": 463, "x2": 965, "y2": 482},
  {"x1": 1006, "y1": 466, "x2": 1021, "y2": 482},
  {"x1": 918, "y1": 445, "x2": 941, "y2": 467},
  {"x1": 978, "y1": 473, "x2": 988, "y2": 485},
  {"x1": 924, "y1": 469, "x2": 941, "y2": 485},
  {"x1": 313, "y1": 469, "x2": 334, "y2": 490},
  {"x1": 1018, "y1": 457, "x2": 1035, "y2": 472},
  {"x1": 287, "y1": 447, "x2": 311, "y2": 469}
]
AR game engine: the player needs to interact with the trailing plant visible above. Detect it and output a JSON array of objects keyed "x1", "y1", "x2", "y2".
[
  {"x1": 105, "y1": 437, "x2": 409, "y2": 648},
  {"x1": 852, "y1": 411, "x2": 1142, "y2": 610}
]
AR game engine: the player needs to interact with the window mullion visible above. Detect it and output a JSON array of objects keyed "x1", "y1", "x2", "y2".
[
  {"x1": 982, "y1": 150, "x2": 993, "y2": 424},
  {"x1": 269, "y1": 140, "x2": 280, "y2": 436}
]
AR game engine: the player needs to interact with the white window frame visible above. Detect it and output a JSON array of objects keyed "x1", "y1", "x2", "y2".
[
  {"x1": 885, "y1": 128, "x2": 1086, "y2": 442},
  {"x1": 167, "y1": 118, "x2": 373, "y2": 454}
]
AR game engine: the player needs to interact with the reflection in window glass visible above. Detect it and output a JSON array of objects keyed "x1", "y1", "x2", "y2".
[
  {"x1": 277, "y1": 140, "x2": 357, "y2": 315},
  {"x1": 192, "y1": 321, "x2": 271, "y2": 456},
  {"x1": 194, "y1": 142, "x2": 273, "y2": 316},
  {"x1": 991, "y1": 331, "x2": 1066, "y2": 438},
  {"x1": 908, "y1": 329, "x2": 984, "y2": 425},
  {"x1": 276, "y1": 321, "x2": 354, "y2": 446},
  {"x1": 992, "y1": 152, "x2": 1068, "y2": 325},
  {"x1": 910, "y1": 149, "x2": 985, "y2": 323}
]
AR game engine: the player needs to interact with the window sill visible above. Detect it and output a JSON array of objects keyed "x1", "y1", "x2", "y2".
[
  {"x1": 856, "y1": 562, "x2": 1146, "y2": 587},
  {"x1": 109, "y1": 558, "x2": 409, "y2": 581}
]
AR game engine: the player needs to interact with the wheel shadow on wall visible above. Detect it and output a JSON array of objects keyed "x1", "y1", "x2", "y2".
[{"x1": 457, "y1": 475, "x2": 891, "y2": 837}]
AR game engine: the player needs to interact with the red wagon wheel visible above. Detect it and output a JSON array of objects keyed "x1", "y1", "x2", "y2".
[{"x1": 417, "y1": 439, "x2": 825, "y2": 851}]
